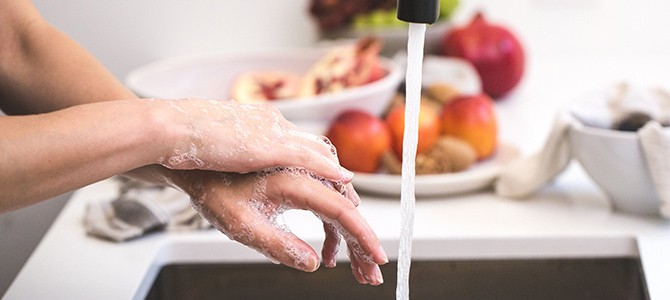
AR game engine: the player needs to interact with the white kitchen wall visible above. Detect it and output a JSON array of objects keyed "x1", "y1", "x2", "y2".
[
  {"x1": 33, "y1": 0, "x2": 320, "y2": 79},
  {"x1": 31, "y1": 0, "x2": 670, "y2": 82}
]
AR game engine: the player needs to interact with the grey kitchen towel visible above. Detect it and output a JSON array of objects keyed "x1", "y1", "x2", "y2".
[{"x1": 84, "y1": 178, "x2": 210, "y2": 242}]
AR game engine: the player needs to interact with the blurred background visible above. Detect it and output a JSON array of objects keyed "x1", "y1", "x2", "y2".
[
  {"x1": 3, "y1": 0, "x2": 670, "y2": 295},
  {"x1": 27, "y1": 0, "x2": 670, "y2": 78}
]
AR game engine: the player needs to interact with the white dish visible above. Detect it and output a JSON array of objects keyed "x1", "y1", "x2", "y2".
[
  {"x1": 125, "y1": 48, "x2": 403, "y2": 125},
  {"x1": 352, "y1": 143, "x2": 520, "y2": 197},
  {"x1": 569, "y1": 121, "x2": 666, "y2": 217}
]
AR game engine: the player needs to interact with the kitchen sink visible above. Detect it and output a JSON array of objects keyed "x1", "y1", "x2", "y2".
[{"x1": 145, "y1": 257, "x2": 648, "y2": 300}]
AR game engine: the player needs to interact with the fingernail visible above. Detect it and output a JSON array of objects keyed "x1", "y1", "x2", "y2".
[
  {"x1": 355, "y1": 273, "x2": 368, "y2": 285},
  {"x1": 347, "y1": 184, "x2": 361, "y2": 206},
  {"x1": 377, "y1": 245, "x2": 389, "y2": 264},
  {"x1": 372, "y1": 266, "x2": 384, "y2": 285},
  {"x1": 355, "y1": 267, "x2": 368, "y2": 284},
  {"x1": 302, "y1": 255, "x2": 320, "y2": 272},
  {"x1": 325, "y1": 257, "x2": 337, "y2": 268},
  {"x1": 340, "y1": 167, "x2": 354, "y2": 181},
  {"x1": 364, "y1": 274, "x2": 374, "y2": 284}
]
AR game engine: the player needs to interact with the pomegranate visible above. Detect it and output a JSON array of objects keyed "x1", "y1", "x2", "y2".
[
  {"x1": 441, "y1": 12, "x2": 525, "y2": 99},
  {"x1": 300, "y1": 36, "x2": 386, "y2": 97},
  {"x1": 230, "y1": 71, "x2": 301, "y2": 103}
]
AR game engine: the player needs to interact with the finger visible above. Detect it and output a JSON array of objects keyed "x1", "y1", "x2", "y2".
[
  {"x1": 213, "y1": 197, "x2": 321, "y2": 273},
  {"x1": 258, "y1": 144, "x2": 352, "y2": 183},
  {"x1": 280, "y1": 176, "x2": 388, "y2": 265},
  {"x1": 348, "y1": 247, "x2": 368, "y2": 284},
  {"x1": 289, "y1": 132, "x2": 338, "y2": 161},
  {"x1": 344, "y1": 183, "x2": 361, "y2": 207},
  {"x1": 348, "y1": 241, "x2": 384, "y2": 286},
  {"x1": 282, "y1": 132, "x2": 354, "y2": 182},
  {"x1": 249, "y1": 219, "x2": 321, "y2": 272},
  {"x1": 321, "y1": 222, "x2": 341, "y2": 268}
]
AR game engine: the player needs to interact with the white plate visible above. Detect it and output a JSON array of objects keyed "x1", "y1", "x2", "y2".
[{"x1": 352, "y1": 143, "x2": 520, "y2": 197}]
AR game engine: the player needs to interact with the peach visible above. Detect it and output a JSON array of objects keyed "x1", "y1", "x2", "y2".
[
  {"x1": 385, "y1": 103, "x2": 441, "y2": 160},
  {"x1": 325, "y1": 109, "x2": 392, "y2": 173},
  {"x1": 440, "y1": 93, "x2": 498, "y2": 159}
]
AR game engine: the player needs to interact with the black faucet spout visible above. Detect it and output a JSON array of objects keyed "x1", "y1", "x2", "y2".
[{"x1": 396, "y1": 0, "x2": 440, "y2": 24}]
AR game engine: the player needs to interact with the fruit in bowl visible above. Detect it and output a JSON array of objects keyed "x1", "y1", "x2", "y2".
[
  {"x1": 230, "y1": 71, "x2": 301, "y2": 104},
  {"x1": 308, "y1": 0, "x2": 459, "y2": 32},
  {"x1": 325, "y1": 109, "x2": 392, "y2": 173},
  {"x1": 308, "y1": 0, "x2": 460, "y2": 56},
  {"x1": 231, "y1": 37, "x2": 386, "y2": 103},
  {"x1": 125, "y1": 37, "x2": 403, "y2": 125},
  {"x1": 299, "y1": 37, "x2": 386, "y2": 97},
  {"x1": 440, "y1": 93, "x2": 498, "y2": 160},
  {"x1": 384, "y1": 102, "x2": 441, "y2": 159},
  {"x1": 325, "y1": 81, "x2": 494, "y2": 176}
]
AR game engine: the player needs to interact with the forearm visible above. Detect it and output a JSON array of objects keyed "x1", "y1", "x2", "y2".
[
  {"x1": 0, "y1": 100, "x2": 177, "y2": 212},
  {"x1": 0, "y1": 0, "x2": 135, "y2": 115},
  {"x1": 0, "y1": 0, "x2": 174, "y2": 207},
  {"x1": 0, "y1": 1, "x2": 349, "y2": 212}
]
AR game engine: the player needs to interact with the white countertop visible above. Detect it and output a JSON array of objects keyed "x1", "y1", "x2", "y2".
[
  {"x1": 6, "y1": 166, "x2": 670, "y2": 299},
  {"x1": 7, "y1": 56, "x2": 670, "y2": 299}
]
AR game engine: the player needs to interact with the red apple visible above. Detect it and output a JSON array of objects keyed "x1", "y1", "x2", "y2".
[
  {"x1": 385, "y1": 103, "x2": 441, "y2": 160},
  {"x1": 440, "y1": 93, "x2": 498, "y2": 159},
  {"x1": 326, "y1": 109, "x2": 392, "y2": 173}
]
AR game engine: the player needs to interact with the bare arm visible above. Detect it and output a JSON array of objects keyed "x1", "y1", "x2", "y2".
[
  {"x1": 0, "y1": 0, "x2": 349, "y2": 211},
  {"x1": 0, "y1": 1, "x2": 387, "y2": 282},
  {"x1": 0, "y1": 100, "x2": 177, "y2": 210},
  {"x1": 0, "y1": 0, "x2": 169, "y2": 210},
  {"x1": 0, "y1": 0, "x2": 135, "y2": 114},
  {"x1": 0, "y1": 5, "x2": 174, "y2": 207}
]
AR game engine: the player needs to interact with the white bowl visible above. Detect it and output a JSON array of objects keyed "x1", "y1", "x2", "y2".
[
  {"x1": 125, "y1": 48, "x2": 403, "y2": 126},
  {"x1": 569, "y1": 125, "x2": 662, "y2": 216},
  {"x1": 320, "y1": 22, "x2": 451, "y2": 56}
]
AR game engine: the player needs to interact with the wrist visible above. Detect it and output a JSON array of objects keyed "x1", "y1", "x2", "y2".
[
  {"x1": 123, "y1": 165, "x2": 201, "y2": 197},
  {"x1": 142, "y1": 99, "x2": 191, "y2": 166}
]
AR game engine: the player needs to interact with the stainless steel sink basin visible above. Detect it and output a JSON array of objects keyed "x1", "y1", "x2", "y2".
[{"x1": 145, "y1": 258, "x2": 648, "y2": 300}]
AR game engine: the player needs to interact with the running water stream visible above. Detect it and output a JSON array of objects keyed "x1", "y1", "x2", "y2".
[{"x1": 396, "y1": 23, "x2": 427, "y2": 300}]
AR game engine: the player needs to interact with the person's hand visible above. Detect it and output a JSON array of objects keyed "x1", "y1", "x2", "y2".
[
  {"x1": 159, "y1": 99, "x2": 353, "y2": 183},
  {"x1": 170, "y1": 168, "x2": 388, "y2": 285}
]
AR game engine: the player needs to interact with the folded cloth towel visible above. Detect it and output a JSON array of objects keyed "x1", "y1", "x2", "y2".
[
  {"x1": 84, "y1": 178, "x2": 210, "y2": 242},
  {"x1": 494, "y1": 110, "x2": 576, "y2": 198},
  {"x1": 494, "y1": 82, "x2": 670, "y2": 217},
  {"x1": 639, "y1": 122, "x2": 670, "y2": 217}
]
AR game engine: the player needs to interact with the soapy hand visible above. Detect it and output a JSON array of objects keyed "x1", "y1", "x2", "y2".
[
  {"x1": 171, "y1": 168, "x2": 388, "y2": 285},
  {"x1": 159, "y1": 99, "x2": 353, "y2": 182}
]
